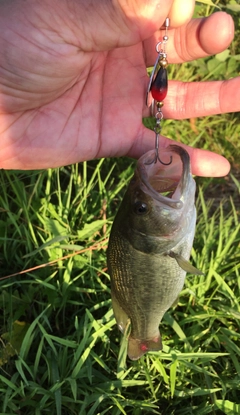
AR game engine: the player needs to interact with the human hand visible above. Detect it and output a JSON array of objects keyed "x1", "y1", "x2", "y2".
[{"x1": 0, "y1": 0, "x2": 239, "y2": 175}]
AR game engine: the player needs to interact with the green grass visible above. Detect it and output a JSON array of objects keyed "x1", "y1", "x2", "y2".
[
  {"x1": 0, "y1": 159, "x2": 239, "y2": 415},
  {"x1": 0, "y1": 1, "x2": 240, "y2": 414}
]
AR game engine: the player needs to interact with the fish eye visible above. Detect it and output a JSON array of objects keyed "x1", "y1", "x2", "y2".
[{"x1": 133, "y1": 201, "x2": 148, "y2": 215}]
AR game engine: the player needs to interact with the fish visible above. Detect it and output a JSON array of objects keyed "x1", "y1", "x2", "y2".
[{"x1": 107, "y1": 145, "x2": 203, "y2": 360}]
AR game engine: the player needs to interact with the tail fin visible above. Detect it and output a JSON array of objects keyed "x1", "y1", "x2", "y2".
[{"x1": 128, "y1": 333, "x2": 162, "y2": 360}]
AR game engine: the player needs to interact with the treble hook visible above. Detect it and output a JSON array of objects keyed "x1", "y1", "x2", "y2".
[
  {"x1": 145, "y1": 99, "x2": 172, "y2": 166},
  {"x1": 145, "y1": 132, "x2": 172, "y2": 166},
  {"x1": 153, "y1": 132, "x2": 172, "y2": 165}
]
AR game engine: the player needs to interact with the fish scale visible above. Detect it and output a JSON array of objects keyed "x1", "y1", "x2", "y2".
[{"x1": 107, "y1": 145, "x2": 202, "y2": 360}]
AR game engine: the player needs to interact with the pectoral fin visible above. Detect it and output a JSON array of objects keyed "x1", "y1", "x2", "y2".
[{"x1": 169, "y1": 251, "x2": 204, "y2": 275}]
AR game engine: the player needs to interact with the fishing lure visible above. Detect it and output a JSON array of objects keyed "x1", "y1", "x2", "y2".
[{"x1": 146, "y1": 18, "x2": 171, "y2": 166}]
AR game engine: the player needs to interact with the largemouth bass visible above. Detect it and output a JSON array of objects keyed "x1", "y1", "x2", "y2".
[{"x1": 107, "y1": 145, "x2": 202, "y2": 360}]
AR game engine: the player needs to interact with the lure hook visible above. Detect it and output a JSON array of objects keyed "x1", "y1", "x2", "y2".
[
  {"x1": 145, "y1": 132, "x2": 173, "y2": 166},
  {"x1": 153, "y1": 132, "x2": 172, "y2": 165},
  {"x1": 155, "y1": 150, "x2": 173, "y2": 166},
  {"x1": 148, "y1": 102, "x2": 172, "y2": 165}
]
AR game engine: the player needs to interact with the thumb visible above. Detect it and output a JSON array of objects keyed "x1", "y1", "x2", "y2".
[{"x1": 60, "y1": 0, "x2": 191, "y2": 51}]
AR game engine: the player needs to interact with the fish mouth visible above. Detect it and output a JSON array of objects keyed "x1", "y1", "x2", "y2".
[
  {"x1": 148, "y1": 176, "x2": 178, "y2": 198},
  {"x1": 139, "y1": 145, "x2": 190, "y2": 207}
]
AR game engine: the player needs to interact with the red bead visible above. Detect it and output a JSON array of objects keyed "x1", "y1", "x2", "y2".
[{"x1": 150, "y1": 66, "x2": 168, "y2": 102}]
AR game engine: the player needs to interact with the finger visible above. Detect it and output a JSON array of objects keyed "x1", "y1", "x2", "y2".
[
  {"x1": 49, "y1": 0, "x2": 194, "y2": 52},
  {"x1": 128, "y1": 129, "x2": 231, "y2": 177},
  {"x1": 185, "y1": 146, "x2": 231, "y2": 177},
  {"x1": 56, "y1": 0, "x2": 172, "y2": 51},
  {"x1": 143, "y1": 77, "x2": 240, "y2": 119},
  {"x1": 168, "y1": 0, "x2": 195, "y2": 27},
  {"x1": 144, "y1": 12, "x2": 234, "y2": 65}
]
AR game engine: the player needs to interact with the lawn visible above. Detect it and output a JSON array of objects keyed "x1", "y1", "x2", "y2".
[{"x1": 0, "y1": 1, "x2": 239, "y2": 414}]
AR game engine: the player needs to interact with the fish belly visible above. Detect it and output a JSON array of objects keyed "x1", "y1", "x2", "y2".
[{"x1": 108, "y1": 231, "x2": 191, "y2": 360}]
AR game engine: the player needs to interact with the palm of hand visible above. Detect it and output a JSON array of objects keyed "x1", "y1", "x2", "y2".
[
  {"x1": 0, "y1": 2, "x2": 237, "y2": 175},
  {"x1": 1, "y1": 27, "x2": 147, "y2": 168}
]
